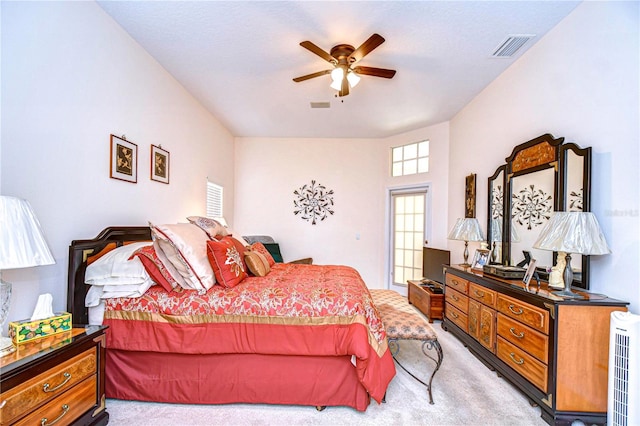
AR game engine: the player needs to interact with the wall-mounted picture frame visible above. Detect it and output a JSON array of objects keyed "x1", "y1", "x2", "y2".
[
  {"x1": 522, "y1": 258, "x2": 538, "y2": 287},
  {"x1": 465, "y1": 173, "x2": 476, "y2": 218},
  {"x1": 151, "y1": 144, "x2": 170, "y2": 184},
  {"x1": 471, "y1": 248, "x2": 490, "y2": 270},
  {"x1": 110, "y1": 134, "x2": 137, "y2": 183}
]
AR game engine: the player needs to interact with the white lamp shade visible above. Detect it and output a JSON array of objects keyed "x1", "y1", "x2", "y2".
[
  {"x1": 0, "y1": 196, "x2": 55, "y2": 269},
  {"x1": 490, "y1": 218, "x2": 502, "y2": 242},
  {"x1": 448, "y1": 218, "x2": 484, "y2": 242},
  {"x1": 533, "y1": 211, "x2": 610, "y2": 255}
]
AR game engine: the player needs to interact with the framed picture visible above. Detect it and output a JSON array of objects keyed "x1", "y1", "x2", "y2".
[
  {"x1": 522, "y1": 258, "x2": 538, "y2": 287},
  {"x1": 465, "y1": 173, "x2": 476, "y2": 218},
  {"x1": 471, "y1": 248, "x2": 490, "y2": 270},
  {"x1": 110, "y1": 134, "x2": 137, "y2": 183},
  {"x1": 151, "y1": 145, "x2": 170, "y2": 184}
]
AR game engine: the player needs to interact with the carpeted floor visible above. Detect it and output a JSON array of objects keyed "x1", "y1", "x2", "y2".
[{"x1": 106, "y1": 319, "x2": 548, "y2": 425}]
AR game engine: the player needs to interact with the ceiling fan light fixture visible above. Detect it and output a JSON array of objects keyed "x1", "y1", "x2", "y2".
[
  {"x1": 347, "y1": 71, "x2": 360, "y2": 88},
  {"x1": 330, "y1": 67, "x2": 344, "y2": 83}
]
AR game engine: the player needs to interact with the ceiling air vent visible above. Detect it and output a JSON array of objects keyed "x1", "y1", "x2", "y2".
[
  {"x1": 310, "y1": 102, "x2": 330, "y2": 109},
  {"x1": 491, "y1": 35, "x2": 535, "y2": 58}
]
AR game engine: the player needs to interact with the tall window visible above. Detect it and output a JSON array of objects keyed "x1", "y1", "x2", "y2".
[
  {"x1": 206, "y1": 181, "x2": 223, "y2": 219},
  {"x1": 391, "y1": 140, "x2": 429, "y2": 177},
  {"x1": 390, "y1": 189, "x2": 428, "y2": 286}
]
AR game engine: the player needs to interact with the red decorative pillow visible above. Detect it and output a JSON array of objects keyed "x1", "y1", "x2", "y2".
[
  {"x1": 206, "y1": 237, "x2": 247, "y2": 288},
  {"x1": 251, "y1": 242, "x2": 275, "y2": 266},
  {"x1": 129, "y1": 245, "x2": 178, "y2": 292}
]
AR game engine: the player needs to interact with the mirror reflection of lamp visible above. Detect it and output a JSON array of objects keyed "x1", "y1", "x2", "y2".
[
  {"x1": 533, "y1": 211, "x2": 610, "y2": 299},
  {"x1": 0, "y1": 196, "x2": 56, "y2": 356},
  {"x1": 448, "y1": 218, "x2": 484, "y2": 267}
]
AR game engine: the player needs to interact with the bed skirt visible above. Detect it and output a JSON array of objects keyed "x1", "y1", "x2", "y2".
[{"x1": 106, "y1": 349, "x2": 372, "y2": 411}]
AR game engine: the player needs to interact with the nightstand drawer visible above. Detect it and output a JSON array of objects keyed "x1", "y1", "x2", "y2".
[
  {"x1": 497, "y1": 313, "x2": 549, "y2": 364},
  {"x1": 445, "y1": 288, "x2": 468, "y2": 313},
  {"x1": 496, "y1": 294, "x2": 549, "y2": 334},
  {"x1": 469, "y1": 282, "x2": 497, "y2": 308},
  {"x1": 445, "y1": 274, "x2": 468, "y2": 294},
  {"x1": 0, "y1": 348, "x2": 96, "y2": 425},
  {"x1": 445, "y1": 303, "x2": 468, "y2": 332},
  {"x1": 14, "y1": 375, "x2": 97, "y2": 426},
  {"x1": 497, "y1": 337, "x2": 548, "y2": 392}
]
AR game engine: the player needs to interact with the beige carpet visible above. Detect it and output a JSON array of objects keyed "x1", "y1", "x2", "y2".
[{"x1": 106, "y1": 320, "x2": 548, "y2": 425}]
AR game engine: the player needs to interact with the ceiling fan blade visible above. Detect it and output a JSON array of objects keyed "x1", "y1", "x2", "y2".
[
  {"x1": 353, "y1": 66, "x2": 396, "y2": 79},
  {"x1": 300, "y1": 41, "x2": 335, "y2": 63},
  {"x1": 293, "y1": 69, "x2": 331, "y2": 82},
  {"x1": 348, "y1": 34, "x2": 385, "y2": 65}
]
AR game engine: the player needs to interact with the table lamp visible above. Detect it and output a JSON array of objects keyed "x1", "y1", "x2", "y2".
[
  {"x1": 0, "y1": 196, "x2": 55, "y2": 356},
  {"x1": 448, "y1": 218, "x2": 484, "y2": 267},
  {"x1": 533, "y1": 211, "x2": 610, "y2": 299}
]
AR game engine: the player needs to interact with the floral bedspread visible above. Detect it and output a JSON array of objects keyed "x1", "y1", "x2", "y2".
[{"x1": 103, "y1": 263, "x2": 395, "y2": 402}]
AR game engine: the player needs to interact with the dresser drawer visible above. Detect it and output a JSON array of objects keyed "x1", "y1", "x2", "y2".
[
  {"x1": 445, "y1": 303, "x2": 468, "y2": 332},
  {"x1": 445, "y1": 288, "x2": 468, "y2": 313},
  {"x1": 497, "y1": 337, "x2": 548, "y2": 392},
  {"x1": 0, "y1": 348, "x2": 96, "y2": 424},
  {"x1": 469, "y1": 283, "x2": 497, "y2": 308},
  {"x1": 445, "y1": 274, "x2": 468, "y2": 294},
  {"x1": 496, "y1": 294, "x2": 549, "y2": 334},
  {"x1": 14, "y1": 375, "x2": 97, "y2": 426},
  {"x1": 497, "y1": 313, "x2": 549, "y2": 364}
]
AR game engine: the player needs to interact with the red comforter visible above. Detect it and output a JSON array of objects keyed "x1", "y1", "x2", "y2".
[{"x1": 103, "y1": 263, "x2": 395, "y2": 403}]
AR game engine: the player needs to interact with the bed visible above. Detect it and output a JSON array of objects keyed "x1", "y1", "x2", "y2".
[{"x1": 67, "y1": 226, "x2": 396, "y2": 411}]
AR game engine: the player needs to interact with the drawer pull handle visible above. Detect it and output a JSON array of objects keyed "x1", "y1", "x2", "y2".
[
  {"x1": 41, "y1": 404, "x2": 69, "y2": 426},
  {"x1": 509, "y1": 327, "x2": 525, "y2": 339},
  {"x1": 509, "y1": 352, "x2": 525, "y2": 365},
  {"x1": 43, "y1": 372, "x2": 71, "y2": 393},
  {"x1": 473, "y1": 289, "x2": 485, "y2": 297},
  {"x1": 451, "y1": 311, "x2": 459, "y2": 319},
  {"x1": 508, "y1": 304, "x2": 524, "y2": 315},
  {"x1": 452, "y1": 294, "x2": 460, "y2": 301}
]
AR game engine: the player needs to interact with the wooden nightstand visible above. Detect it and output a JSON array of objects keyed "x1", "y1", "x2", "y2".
[
  {"x1": 407, "y1": 280, "x2": 444, "y2": 322},
  {"x1": 0, "y1": 325, "x2": 108, "y2": 426}
]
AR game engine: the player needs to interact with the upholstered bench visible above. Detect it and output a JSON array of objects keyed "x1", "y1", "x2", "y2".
[{"x1": 370, "y1": 289, "x2": 443, "y2": 404}]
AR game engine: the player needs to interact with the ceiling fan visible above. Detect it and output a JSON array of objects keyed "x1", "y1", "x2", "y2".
[{"x1": 293, "y1": 33, "x2": 396, "y2": 97}]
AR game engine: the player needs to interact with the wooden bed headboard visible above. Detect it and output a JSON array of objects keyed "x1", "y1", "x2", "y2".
[{"x1": 67, "y1": 226, "x2": 152, "y2": 325}]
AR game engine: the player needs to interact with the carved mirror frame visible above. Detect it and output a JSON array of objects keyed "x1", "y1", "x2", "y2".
[{"x1": 487, "y1": 133, "x2": 592, "y2": 290}]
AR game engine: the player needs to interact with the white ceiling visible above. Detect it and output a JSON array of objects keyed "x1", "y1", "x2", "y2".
[{"x1": 97, "y1": 1, "x2": 580, "y2": 139}]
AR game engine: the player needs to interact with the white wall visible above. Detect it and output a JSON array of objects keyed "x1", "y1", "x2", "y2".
[
  {"x1": 448, "y1": 1, "x2": 639, "y2": 312},
  {"x1": 234, "y1": 122, "x2": 449, "y2": 290},
  {"x1": 1, "y1": 2, "x2": 235, "y2": 326}
]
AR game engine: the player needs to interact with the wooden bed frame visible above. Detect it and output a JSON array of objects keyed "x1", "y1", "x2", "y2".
[{"x1": 66, "y1": 227, "x2": 373, "y2": 411}]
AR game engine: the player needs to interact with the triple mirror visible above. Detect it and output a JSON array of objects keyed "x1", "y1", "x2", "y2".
[{"x1": 486, "y1": 134, "x2": 592, "y2": 289}]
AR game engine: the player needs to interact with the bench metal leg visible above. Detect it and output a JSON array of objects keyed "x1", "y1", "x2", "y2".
[{"x1": 388, "y1": 338, "x2": 443, "y2": 404}]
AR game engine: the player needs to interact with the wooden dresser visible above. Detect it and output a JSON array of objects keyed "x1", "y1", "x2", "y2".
[
  {"x1": 442, "y1": 265, "x2": 627, "y2": 426},
  {"x1": 0, "y1": 326, "x2": 108, "y2": 426}
]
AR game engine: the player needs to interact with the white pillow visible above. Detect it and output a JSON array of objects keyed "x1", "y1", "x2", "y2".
[
  {"x1": 85, "y1": 242, "x2": 152, "y2": 286},
  {"x1": 150, "y1": 222, "x2": 215, "y2": 291},
  {"x1": 85, "y1": 277, "x2": 155, "y2": 307}
]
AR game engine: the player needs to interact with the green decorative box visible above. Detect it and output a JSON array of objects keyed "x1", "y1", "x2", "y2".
[{"x1": 9, "y1": 312, "x2": 72, "y2": 344}]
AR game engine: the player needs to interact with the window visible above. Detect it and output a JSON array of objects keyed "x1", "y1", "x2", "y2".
[
  {"x1": 390, "y1": 188, "x2": 428, "y2": 287},
  {"x1": 391, "y1": 140, "x2": 429, "y2": 177},
  {"x1": 206, "y1": 181, "x2": 223, "y2": 219}
]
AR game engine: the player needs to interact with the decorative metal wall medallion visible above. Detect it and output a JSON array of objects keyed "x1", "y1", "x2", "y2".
[
  {"x1": 293, "y1": 180, "x2": 334, "y2": 225},
  {"x1": 512, "y1": 184, "x2": 552, "y2": 230}
]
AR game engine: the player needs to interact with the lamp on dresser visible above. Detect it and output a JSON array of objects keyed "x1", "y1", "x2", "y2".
[
  {"x1": 0, "y1": 196, "x2": 55, "y2": 356},
  {"x1": 533, "y1": 211, "x2": 610, "y2": 299},
  {"x1": 448, "y1": 218, "x2": 484, "y2": 267}
]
